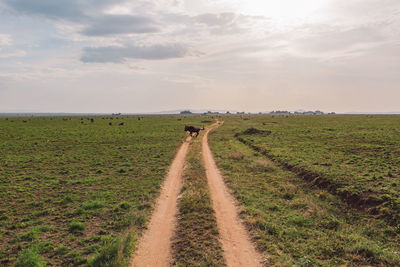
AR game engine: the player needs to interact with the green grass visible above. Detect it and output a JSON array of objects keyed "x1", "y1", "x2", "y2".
[
  {"x1": 15, "y1": 248, "x2": 46, "y2": 267},
  {"x1": 172, "y1": 126, "x2": 225, "y2": 266},
  {"x1": 4, "y1": 114, "x2": 398, "y2": 266},
  {"x1": 231, "y1": 115, "x2": 400, "y2": 222},
  {"x1": 0, "y1": 115, "x2": 206, "y2": 266},
  {"x1": 209, "y1": 115, "x2": 400, "y2": 265},
  {"x1": 68, "y1": 222, "x2": 86, "y2": 235}
]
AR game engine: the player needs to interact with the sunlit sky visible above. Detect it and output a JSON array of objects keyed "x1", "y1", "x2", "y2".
[{"x1": 0, "y1": 0, "x2": 399, "y2": 113}]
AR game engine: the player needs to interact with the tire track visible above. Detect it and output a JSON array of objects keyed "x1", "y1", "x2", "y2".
[
  {"x1": 130, "y1": 136, "x2": 191, "y2": 267},
  {"x1": 202, "y1": 123, "x2": 264, "y2": 267}
]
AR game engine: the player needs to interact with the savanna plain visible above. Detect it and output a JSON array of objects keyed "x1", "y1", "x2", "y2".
[{"x1": 1, "y1": 114, "x2": 400, "y2": 266}]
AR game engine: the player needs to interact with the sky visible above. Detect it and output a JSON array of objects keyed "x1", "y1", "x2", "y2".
[{"x1": 0, "y1": 0, "x2": 399, "y2": 113}]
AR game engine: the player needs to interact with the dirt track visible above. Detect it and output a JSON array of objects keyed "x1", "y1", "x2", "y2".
[
  {"x1": 130, "y1": 136, "x2": 191, "y2": 267},
  {"x1": 203, "y1": 123, "x2": 263, "y2": 267},
  {"x1": 131, "y1": 123, "x2": 263, "y2": 266}
]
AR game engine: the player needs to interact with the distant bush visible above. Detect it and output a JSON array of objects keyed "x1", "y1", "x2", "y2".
[{"x1": 242, "y1": 128, "x2": 272, "y2": 135}]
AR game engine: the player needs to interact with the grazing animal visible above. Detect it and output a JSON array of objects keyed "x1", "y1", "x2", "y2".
[
  {"x1": 119, "y1": 122, "x2": 124, "y2": 126},
  {"x1": 184, "y1": 125, "x2": 202, "y2": 137},
  {"x1": 109, "y1": 122, "x2": 112, "y2": 126}
]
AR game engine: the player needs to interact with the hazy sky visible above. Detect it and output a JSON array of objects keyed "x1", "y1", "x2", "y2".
[{"x1": 0, "y1": 0, "x2": 399, "y2": 113}]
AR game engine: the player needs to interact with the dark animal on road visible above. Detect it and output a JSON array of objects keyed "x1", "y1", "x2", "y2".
[{"x1": 184, "y1": 125, "x2": 202, "y2": 137}]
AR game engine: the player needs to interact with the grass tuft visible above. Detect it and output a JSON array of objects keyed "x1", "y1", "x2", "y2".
[
  {"x1": 68, "y1": 221, "x2": 85, "y2": 235},
  {"x1": 15, "y1": 248, "x2": 46, "y2": 267}
]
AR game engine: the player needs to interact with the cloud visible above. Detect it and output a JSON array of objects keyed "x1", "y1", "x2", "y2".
[
  {"x1": 2, "y1": 0, "x2": 161, "y2": 36},
  {"x1": 0, "y1": 34, "x2": 25, "y2": 58},
  {"x1": 327, "y1": 0, "x2": 400, "y2": 19},
  {"x1": 2, "y1": 0, "x2": 86, "y2": 20},
  {"x1": 81, "y1": 43, "x2": 189, "y2": 63},
  {"x1": 1, "y1": 0, "x2": 135, "y2": 22},
  {"x1": 297, "y1": 25, "x2": 384, "y2": 53},
  {"x1": 0, "y1": 33, "x2": 12, "y2": 46},
  {"x1": 81, "y1": 15, "x2": 159, "y2": 36},
  {"x1": 193, "y1": 12, "x2": 249, "y2": 35},
  {"x1": 162, "y1": 11, "x2": 264, "y2": 36},
  {"x1": 0, "y1": 49, "x2": 26, "y2": 58},
  {"x1": 194, "y1": 13, "x2": 237, "y2": 26}
]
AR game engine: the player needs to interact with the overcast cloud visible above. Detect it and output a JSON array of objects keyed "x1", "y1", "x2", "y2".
[
  {"x1": 0, "y1": 0, "x2": 399, "y2": 113},
  {"x1": 81, "y1": 15, "x2": 159, "y2": 36},
  {"x1": 81, "y1": 43, "x2": 189, "y2": 63}
]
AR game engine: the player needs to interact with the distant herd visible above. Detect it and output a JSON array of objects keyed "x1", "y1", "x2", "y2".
[{"x1": 4, "y1": 117, "x2": 206, "y2": 137}]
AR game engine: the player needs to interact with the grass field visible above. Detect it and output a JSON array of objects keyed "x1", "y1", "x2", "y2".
[
  {"x1": 0, "y1": 115, "x2": 205, "y2": 266},
  {"x1": 209, "y1": 115, "x2": 400, "y2": 265},
  {"x1": 231, "y1": 115, "x2": 400, "y2": 221},
  {"x1": 2, "y1": 114, "x2": 400, "y2": 266}
]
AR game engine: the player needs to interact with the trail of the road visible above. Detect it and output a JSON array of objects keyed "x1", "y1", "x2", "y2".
[
  {"x1": 202, "y1": 123, "x2": 264, "y2": 267},
  {"x1": 130, "y1": 136, "x2": 191, "y2": 267}
]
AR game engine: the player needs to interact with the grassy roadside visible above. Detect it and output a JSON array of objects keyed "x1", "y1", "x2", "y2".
[
  {"x1": 209, "y1": 120, "x2": 400, "y2": 266},
  {"x1": 172, "y1": 126, "x2": 225, "y2": 267}
]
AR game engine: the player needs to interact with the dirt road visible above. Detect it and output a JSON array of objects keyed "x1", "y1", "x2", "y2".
[
  {"x1": 202, "y1": 123, "x2": 264, "y2": 267},
  {"x1": 130, "y1": 136, "x2": 191, "y2": 267}
]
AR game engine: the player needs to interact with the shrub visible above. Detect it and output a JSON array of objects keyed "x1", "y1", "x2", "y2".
[{"x1": 242, "y1": 128, "x2": 272, "y2": 135}]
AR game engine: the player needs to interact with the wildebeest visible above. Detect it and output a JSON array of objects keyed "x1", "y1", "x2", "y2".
[
  {"x1": 119, "y1": 122, "x2": 124, "y2": 126},
  {"x1": 184, "y1": 125, "x2": 203, "y2": 137}
]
